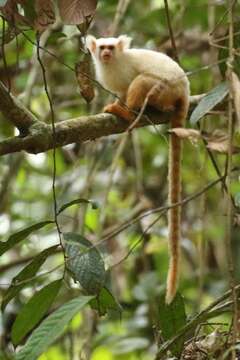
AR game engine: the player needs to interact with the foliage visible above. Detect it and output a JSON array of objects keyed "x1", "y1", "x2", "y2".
[{"x1": 0, "y1": 1, "x2": 240, "y2": 360}]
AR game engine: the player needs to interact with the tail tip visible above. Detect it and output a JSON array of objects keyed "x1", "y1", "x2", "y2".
[{"x1": 165, "y1": 288, "x2": 176, "y2": 305}]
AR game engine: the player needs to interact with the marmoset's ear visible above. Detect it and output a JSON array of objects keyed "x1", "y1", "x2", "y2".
[
  {"x1": 117, "y1": 35, "x2": 132, "y2": 51},
  {"x1": 86, "y1": 35, "x2": 97, "y2": 53}
]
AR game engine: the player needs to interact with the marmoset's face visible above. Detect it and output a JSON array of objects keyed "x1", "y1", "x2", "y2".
[
  {"x1": 98, "y1": 44, "x2": 115, "y2": 63},
  {"x1": 86, "y1": 35, "x2": 132, "y2": 64}
]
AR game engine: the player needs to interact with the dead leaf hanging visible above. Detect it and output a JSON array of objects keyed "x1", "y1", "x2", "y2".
[
  {"x1": 75, "y1": 52, "x2": 95, "y2": 103},
  {"x1": 0, "y1": 0, "x2": 28, "y2": 25},
  {"x1": 58, "y1": 0, "x2": 97, "y2": 25},
  {"x1": 205, "y1": 130, "x2": 240, "y2": 154},
  {"x1": 34, "y1": 0, "x2": 55, "y2": 33},
  {"x1": 169, "y1": 128, "x2": 201, "y2": 143}
]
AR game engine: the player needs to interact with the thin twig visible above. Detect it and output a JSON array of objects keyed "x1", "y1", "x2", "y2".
[
  {"x1": 102, "y1": 176, "x2": 225, "y2": 250},
  {"x1": 155, "y1": 284, "x2": 240, "y2": 358},
  {"x1": 23, "y1": 28, "x2": 52, "y2": 107},
  {"x1": 198, "y1": 123, "x2": 229, "y2": 195},
  {"x1": 209, "y1": 0, "x2": 237, "y2": 36},
  {"x1": 164, "y1": 0, "x2": 180, "y2": 63},
  {"x1": 36, "y1": 34, "x2": 64, "y2": 270}
]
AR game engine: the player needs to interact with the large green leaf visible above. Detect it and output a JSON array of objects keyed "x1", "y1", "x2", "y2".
[
  {"x1": 15, "y1": 296, "x2": 94, "y2": 360},
  {"x1": 0, "y1": 221, "x2": 54, "y2": 256},
  {"x1": 58, "y1": 198, "x2": 98, "y2": 215},
  {"x1": 64, "y1": 233, "x2": 106, "y2": 295},
  {"x1": 158, "y1": 293, "x2": 186, "y2": 357},
  {"x1": 90, "y1": 286, "x2": 122, "y2": 316},
  {"x1": 11, "y1": 279, "x2": 62, "y2": 346},
  {"x1": 190, "y1": 82, "x2": 229, "y2": 125},
  {"x1": 1, "y1": 245, "x2": 59, "y2": 311}
]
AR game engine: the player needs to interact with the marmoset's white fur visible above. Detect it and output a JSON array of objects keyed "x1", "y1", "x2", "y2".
[
  {"x1": 86, "y1": 34, "x2": 190, "y2": 304},
  {"x1": 86, "y1": 35, "x2": 189, "y2": 100}
]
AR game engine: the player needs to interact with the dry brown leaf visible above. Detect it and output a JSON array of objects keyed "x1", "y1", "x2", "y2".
[
  {"x1": 231, "y1": 72, "x2": 240, "y2": 131},
  {"x1": 205, "y1": 130, "x2": 240, "y2": 153},
  {"x1": 204, "y1": 129, "x2": 228, "y2": 142},
  {"x1": 0, "y1": 0, "x2": 16, "y2": 20},
  {"x1": 34, "y1": 0, "x2": 55, "y2": 33},
  {"x1": 58, "y1": 0, "x2": 97, "y2": 25},
  {"x1": 75, "y1": 53, "x2": 95, "y2": 103},
  {"x1": 196, "y1": 331, "x2": 224, "y2": 353},
  {"x1": 206, "y1": 136, "x2": 240, "y2": 154},
  {"x1": 207, "y1": 142, "x2": 240, "y2": 154},
  {"x1": 205, "y1": 130, "x2": 228, "y2": 153},
  {"x1": 206, "y1": 141, "x2": 228, "y2": 153},
  {"x1": 1, "y1": 0, "x2": 55, "y2": 32},
  {"x1": 169, "y1": 128, "x2": 201, "y2": 143},
  {"x1": 0, "y1": 0, "x2": 28, "y2": 25}
]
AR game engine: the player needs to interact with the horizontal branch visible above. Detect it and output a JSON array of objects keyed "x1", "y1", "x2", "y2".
[
  {"x1": 0, "y1": 112, "x2": 170, "y2": 156},
  {"x1": 0, "y1": 82, "x2": 205, "y2": 157}
]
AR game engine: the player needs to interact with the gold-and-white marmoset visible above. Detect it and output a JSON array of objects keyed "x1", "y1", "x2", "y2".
[{"x1": 86, "y1": 34, "x2": 190, "y2": 304}]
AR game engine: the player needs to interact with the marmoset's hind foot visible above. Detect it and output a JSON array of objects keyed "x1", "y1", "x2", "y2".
[{"x1": 103, "y1": 102, "x2": 135, "y2": 122}]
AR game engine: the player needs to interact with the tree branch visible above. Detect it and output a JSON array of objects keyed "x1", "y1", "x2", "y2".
[
  {"x1": 0, "y1": 112, "x2": 171, "y2": 156},
  {"x1": 0, "y1": 81, "x2": 39, "y2": 134},
  {"x1": 0, "y1": 80, "x2": 206, "y2": 157}
]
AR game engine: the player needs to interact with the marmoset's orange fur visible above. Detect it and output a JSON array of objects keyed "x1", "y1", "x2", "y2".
[{"x1": 86, "y1": 34, "x2": 190, "y2": 304}]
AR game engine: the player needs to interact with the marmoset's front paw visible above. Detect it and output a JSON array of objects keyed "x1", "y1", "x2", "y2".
[
  {"x1": 103, "y1": 102, "x2": 134, "y2": 122},
  {"x1": 103, "y1": 103, "x2": 116, "y2": 113}
]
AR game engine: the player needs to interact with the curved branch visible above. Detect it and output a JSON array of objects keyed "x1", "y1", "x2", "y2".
[{"x1": 0, "y1": 81, "x2": 39, "y2": 133}]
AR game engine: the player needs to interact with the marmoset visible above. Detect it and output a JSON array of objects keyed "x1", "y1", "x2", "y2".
[{"x1": 86, "y1": 34, "x2": 190, "y2": 303}]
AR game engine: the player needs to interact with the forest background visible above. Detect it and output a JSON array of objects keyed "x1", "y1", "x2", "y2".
[{"x1": 0, "y1": 0, "x2": 240, "y2": 359}]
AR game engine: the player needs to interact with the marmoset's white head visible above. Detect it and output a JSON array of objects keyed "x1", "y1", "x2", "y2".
[{"x1": 86, "y1": 35, "x2": 132, "y2": 64}]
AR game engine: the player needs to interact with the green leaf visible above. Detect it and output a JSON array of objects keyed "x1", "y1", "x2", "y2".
[
  {"x1": 15, "y1": 296, "x2": 94, "y2": 360},
  {"x1": 11, "y1": 279, "x2": 62, "y2": 346},
  {"x1": 0, "y1": 0, "x2": 8, "y2": 6},
  {"x1": 158, "y1": 292, "x2": 186, "y2": 357},
  {"x1": 1, "y1": 245, "x2": 58, "y2": 311},
  {"x1": 90, "y1": 286, "x2": 122, "y2": 316},
  {"x1": 64, "y1": 233, "x2": 106, "y2": 295},
  {"x1": 0, "y1": 221, "x2": 54, "y2": 256},
  {"x1": 58, "y1": 198, "x2": 98, "y2": 215},
  {"x1": 190, "y1": 82, "x2": 229, "y2": 125},
  {"x1": 46, "y1": 32, "x2": 67, "y2": 45}
]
